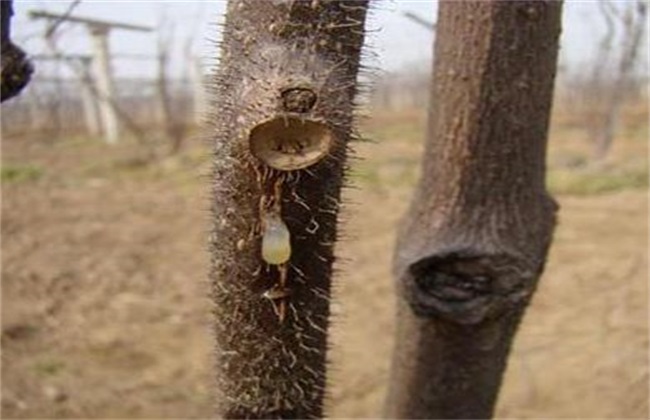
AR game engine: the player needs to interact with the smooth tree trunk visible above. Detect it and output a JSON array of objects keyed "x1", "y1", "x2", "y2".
[
  {"x1": 209, "y1": 1, "x2": 368, "y2": 418},
  {"x1": 385, "y1": 2, "x2": 562, "y2": 419}
]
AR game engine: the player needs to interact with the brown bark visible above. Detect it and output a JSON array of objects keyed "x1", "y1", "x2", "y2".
[
  {"x1": 209, "y1": 1, "x2": 368, "y2": 418},
  {"x1": 1, "y1": 0, "x2": 33, "y2": 102},
  {"x1": 384, "y1": 2, "x2": 562, "y2": 419}
]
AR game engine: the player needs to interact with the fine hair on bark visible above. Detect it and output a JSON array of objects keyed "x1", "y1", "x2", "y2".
[
  {"x1": 385, "y1": 1, "x2": 562, "y2": 418},
  {"x1": 209, "y1": 1, "x2": 369, "y2": 418}
]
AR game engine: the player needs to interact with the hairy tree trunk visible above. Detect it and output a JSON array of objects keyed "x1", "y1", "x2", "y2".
[
  {"x1": 384, "y1": 2, "x2": 562, "y2": 418},
  {"x1": 1, "y1": 0, "x2": 33, "y2": 102},
  {"x1": 209, "y1": 1, "x2": 368, "y2": 418}
]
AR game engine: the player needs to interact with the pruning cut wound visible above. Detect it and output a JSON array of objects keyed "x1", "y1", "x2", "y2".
[{"x1": 249, "y1": 117, "x2": 333, "y2": 171}]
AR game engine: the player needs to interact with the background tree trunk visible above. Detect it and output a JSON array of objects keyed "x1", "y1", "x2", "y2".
[
  {"x1": 1, "y1": 0, "x2": 33, "y2": 102},
  {"x1": 156, "y1": 23, "x2": 185, "y2": 154},
  {"x1": 209, "y1": 1, "x2": 368, "y2": 418},
  {"x1": 592, "y1": 0, "x2": 647, "y2": 161},
  {"x1": 384, "y1": 2, "x2": 562, "y2": 418}
]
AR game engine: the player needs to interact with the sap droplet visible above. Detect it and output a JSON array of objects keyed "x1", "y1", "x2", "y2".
[{"x1": 262, "y1": 213, "x2": 291, "y2": 265}]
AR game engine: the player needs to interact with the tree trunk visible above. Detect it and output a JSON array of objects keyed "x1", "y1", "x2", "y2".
[
  {"x1": 1, "y1": 0, "x2": 33, "y2": 102},
  {"x1": 209, "y1": 1, "x2": 368, "y2": 418},
  {"x1": 593, "y1": 0, "x2": 647, "y2": 162},
  {"x1": 384, "y1": 2, "x2": 562, "y2": 419},
  {"x1": 156, "y1": 25, "x2": 185, "y2": 154}
]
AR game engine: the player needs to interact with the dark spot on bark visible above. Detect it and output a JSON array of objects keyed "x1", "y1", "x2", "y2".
[
  {"x1": 405, "y1": 250, "x2": 534, "y2": 325},
  {"x1": 281, "y1": 87, "x2": 317, "y2": 113},
  {"x1": 415, "y1": 271, "x2": 492, "y2": 302}
]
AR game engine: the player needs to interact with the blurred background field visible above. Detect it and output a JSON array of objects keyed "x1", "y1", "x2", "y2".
[{"x1": 2, "y1": 1, "x2": 648, "y2": 419}]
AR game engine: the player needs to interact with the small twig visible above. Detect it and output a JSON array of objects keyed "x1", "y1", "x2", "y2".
[
  {"x1": 44, "y1": 0, "x2": 83, "y2": 38},
  {"x1": 402, "y1": 11, "x2": 436, "y2": 32}
]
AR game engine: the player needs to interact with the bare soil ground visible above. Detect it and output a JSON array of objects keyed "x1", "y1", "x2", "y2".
[{"x1": 2, "y1": 109, "x2": 648, "y2": 418}]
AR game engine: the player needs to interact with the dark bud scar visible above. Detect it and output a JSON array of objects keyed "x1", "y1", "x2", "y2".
[{"x1": 281, "y1": 88, "x2": 317, "y2": 113}]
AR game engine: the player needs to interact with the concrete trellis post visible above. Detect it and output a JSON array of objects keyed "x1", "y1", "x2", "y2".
[
  {"x1": 29, "y1": 11, "x2": 152, "y2": 144},
  {"x1": 89, "y1": 26, "x2": 119, "y2": 144},
  {"x1": 77, "y1": 57, "x2": 101, "y2": 136},
  {"x1": 33, "y1": 54, "x2": 102, "y2": 137}
]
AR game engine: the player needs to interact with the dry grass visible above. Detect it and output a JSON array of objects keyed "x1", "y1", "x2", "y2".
[{"x1": 1, "y1": 105, "x2": 647, "y2": 418}]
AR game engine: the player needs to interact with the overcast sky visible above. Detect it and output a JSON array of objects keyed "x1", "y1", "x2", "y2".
[{"x1": 11, "y1": 0, "x2": 648, "y2": 80}]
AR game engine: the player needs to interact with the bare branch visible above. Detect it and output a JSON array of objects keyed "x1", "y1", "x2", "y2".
[
  {"x1": 29, "y1": 9, "x2": 153, "y2": 32},
  {"x1": 44, "y1": 0, "x2": 83, "y2": 38},
  {"x1": 402, "y1": 11, "x2": 436, "y2": 32},
  {"x1": 590, "y1": 0, "x2": 648, "y2": 160}
]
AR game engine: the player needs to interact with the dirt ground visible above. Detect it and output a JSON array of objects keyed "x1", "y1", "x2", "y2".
[{"x1": 2, "y1": 109, "x2": 648, "y2": 418}]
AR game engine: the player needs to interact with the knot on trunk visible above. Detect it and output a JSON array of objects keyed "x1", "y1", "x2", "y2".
[{"x1": 405, "y1": 249, "x2": 537, "y2": 325}]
